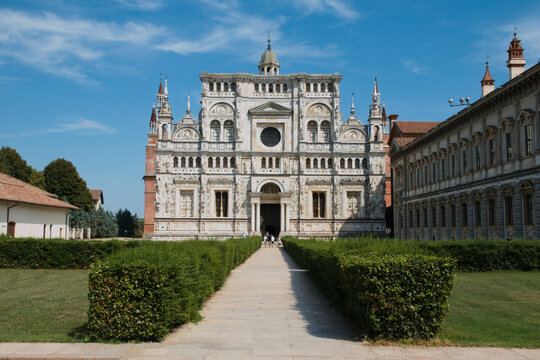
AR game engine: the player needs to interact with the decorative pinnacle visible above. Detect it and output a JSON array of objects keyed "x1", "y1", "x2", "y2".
[
  {"x1": 267, "y1": 30, "x2": 271, "y2": 49},
  {"x1": 186, "y1": 95, "x2": 191, "y2": 115},
  {"x1": 351, "y1": 92, "x2": 355, "y2": 115}
]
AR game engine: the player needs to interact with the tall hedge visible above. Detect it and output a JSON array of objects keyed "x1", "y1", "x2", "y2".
[
  {"x1": 87, "y1": 237, "x2": 260, "y2": 342},
  {"x1": 0, "y1": 236, "x2": 142, "y2": 269},
  {"x1": 282, "y1": 238, "x2": 456, "y2": 340}
]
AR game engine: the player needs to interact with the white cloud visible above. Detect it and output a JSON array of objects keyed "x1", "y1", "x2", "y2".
[
  {"x1": 114, "y1": 0, "x2": 164, "y2": 11},
  {"x1": 293, "y1": 0, "x2": 361, "y2": 20},
  {"x1": 402, "y1": 60, "x2": 429, "y2": 75},
  {"x1": 22, "y1": 118, "x2": 115, "y2": 136}
]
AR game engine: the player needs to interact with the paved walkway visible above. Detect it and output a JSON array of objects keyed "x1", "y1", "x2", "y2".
[{"x1": 1, "y1": 247, "x2": 539, "y2": 359}]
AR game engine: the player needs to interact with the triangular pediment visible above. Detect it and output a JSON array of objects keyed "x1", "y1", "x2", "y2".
[{"x1": 249, "y1": 102, "x2": 292, "y2": 115}]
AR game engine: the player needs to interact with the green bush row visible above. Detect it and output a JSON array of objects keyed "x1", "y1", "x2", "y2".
[
  {"x1": 87, "y1": 237, "x2": 260, "y2": 342},
  {"x1": 282, "y1": 238, "x2": 456, "y2": 340},
  {"x1": 418, "y1": 239, "x2": 540, "y2": 271},
  {"x1": 0, "y1": 235, "x2": 142, "y2": 269}
]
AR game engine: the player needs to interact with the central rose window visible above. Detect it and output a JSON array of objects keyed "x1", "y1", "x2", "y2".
[{"x1": 260, "y1": 127, "x2": 281, "y2": 147}]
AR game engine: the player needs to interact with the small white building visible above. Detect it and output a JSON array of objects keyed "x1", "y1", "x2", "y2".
[
  {"x1": 0, "y1": 172, "x2": 78, "y2": 238},
  {"x1": 89, "y1": 189, "x2": 104, "y2": 210}
]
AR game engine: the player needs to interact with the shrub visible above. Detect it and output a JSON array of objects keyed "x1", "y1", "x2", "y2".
[
  {"x1": 418, "y1": 239, "x2": 540, "y2": 271},
  {"x1": 0, "y1": 236, "x2": 141, "y2": 269},
  {"x1": 282, "y1": 237, "x2": 456, "y2": 340},
  {"x1": 87, "y1": 237, "x2": 260, "y2": 342}
]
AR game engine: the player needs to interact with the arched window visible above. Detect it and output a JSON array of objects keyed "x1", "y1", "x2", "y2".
[
  {"x1": 224, "y1": 120, "x2": 234, "y2": 142},
  {"x1": 306, "y1": 83, "x2": 311, "y2": 92},
  {"x1": 313, "y1": 158, "x2": 318, "y2": 169},
  {"x1": 161, "y1": 124, "x2": 168, "y2": 140},
  {"x1": 188, "y1": 157, "x2": 193, "y2": 168},
  {"x1": 215, "y1": 191, "x2": 228, "y2": 217},
  {"x1": 269, "y1": 84, "x2": 273, "y2": 93},
  {"x1": 255, "y1": 83, "x2": 259, "y2": 92},
  {"x1": 217, "y1": 83, "x2": 221, "y2": 92},
  {"x1": 262, "y1": 83, "x2": 266, "y2": 92},
  {"x1": 210, "y1": 120, "x2": 220, "y2": 141},
  {"x1": 275, "y1": 157, "x2": 280, "y2": 168},
  {"x1": 328, "y1": 83, "x2": 333, "y2": 92},
  {"x1": 208, "y1": 157, "x2": 214, "y2": 168},
  {"x1": 224, "y1": 83, "x2": 229, "y2": 91},
  {"x1": 321, "y1": 121, "x2": 330, "y2": 143},
  {"x1": 312, "y1": 192, "x2": 325, "y2": 218},
  {"x1": 268, "y1": 157, "x2": 273, "y2": 168},
  {"x1": 307, "y1": 121, "x2": 317, "y2": 142},
  {"x1": 321, "y1": 159, "x2": 326, "y2": 169},
  {"x1": 340, "y1": 158, "x2": 345, "y2": 169},
  {"x1": 362, "y1": 158, "x2": 368, "y2": 169},
  {"x1": 347, "y1": 158, "x2": 353, "y2": 169},
  {"x1": 209, "y1": 82, "x2": 214, "y2": 91},
  {"x1": 181, "y1": 157, "x2": 186, "y2": 167},
  {"x1": 320, "y1": 83, "x2": 326, "y2": 92},
  {"x1": 355, "y1": 158, "x2": 360, "y2": 169},
  {"x1": 262, "y1": 158, "x2": 266, "y2": 168},
  {"x1": 230, "y1": 157, "x2": 235, "y2": 168},
  {"x1": 328, "y1": 158, "x2": 332, "y2": 169},
  {"x1": 196, "y1": 157, "x2": 201, "y2": 167},
  {"x1": 216, "y1": 157, "x2": 221, "y2": 168},
  {"x1": 283, "y1": 84, "x2": 288, "y2": 92},
  {"x1": 173, "y1": 157, "x2": 178, "y2": 167},
  {"x1": 306, "y1": 158, "x2": 311, "y2": 169},
  {"x1": 261, "y1": 183, "x2": 280, "y2": 193},
  {"x1": 223, "y1": 157, "x2": 228, "y2": 168}
]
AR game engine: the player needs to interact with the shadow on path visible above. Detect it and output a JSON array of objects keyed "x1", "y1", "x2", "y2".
[{"x1": 277, "y1": 247, "x2": 358, "y2": 341}]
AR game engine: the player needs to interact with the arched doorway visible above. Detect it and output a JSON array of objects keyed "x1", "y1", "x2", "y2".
[
  {"x1": 7, "y1": 222, "x2": 15, "y2": 237},
  {"x1": 260, "y1": 183, "x2": 280, "y2": 237}
]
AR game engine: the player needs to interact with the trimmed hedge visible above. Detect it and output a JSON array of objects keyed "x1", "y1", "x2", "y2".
[
  {"x1": 418, "y1": 239, "x2": 540, "y2": 272},
  {"x1": 87, "y1": 237, "x2": 260, "y2": 342},
  {"x1": 282, "y1": 238, "x2": 456, "y2": 340},
  {"x1": 0, "y1": 236, "x2": 142, "y2": 269}
]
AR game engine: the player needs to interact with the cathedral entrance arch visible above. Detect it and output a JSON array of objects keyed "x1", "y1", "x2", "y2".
[{"x1": 260, "y1": 183, "x2": 281, "y2": 236}]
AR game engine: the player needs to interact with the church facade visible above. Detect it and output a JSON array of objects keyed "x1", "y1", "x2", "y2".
[{"x1": 143, "y1": 40, "x2": 387, "y2": 240}]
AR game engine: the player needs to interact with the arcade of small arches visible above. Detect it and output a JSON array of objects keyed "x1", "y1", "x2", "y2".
[
  {"x1": 396, "y1": 180, "x2": 536, "y2": 240},
  {"x1": 261, "y1": 157, "x2": 280, "y2": 169},
  {"x1": 305, "y1": 82, "x2": 334, "y2": 93},
  {"x1": 173, "y1": 156, "x2": 201, "y2": 168},
  {"x1": 307, "y1": 120, "x2": 331, "y2": 143},
  {"x1": 210, "y1": 120, "x2": 235, "y2": 142},
  {"x1": 208, "y1": 81, "x2": 236, "y2": 93},
  {"x1": 254, "y1": 82, "x2": 289, "y2": 94}
]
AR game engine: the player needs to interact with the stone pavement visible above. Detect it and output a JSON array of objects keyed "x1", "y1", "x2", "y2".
[{"x1": 1, "y1": 247, "x2": 539, "y2": 359}]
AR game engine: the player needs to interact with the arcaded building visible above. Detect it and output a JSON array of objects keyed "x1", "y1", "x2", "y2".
[
  {"x1": 391, "y1": 33, "x2": 540, "y2": 240},
  {"x1": 143, "y1": 40, "x2": 388, "y2": 239}
]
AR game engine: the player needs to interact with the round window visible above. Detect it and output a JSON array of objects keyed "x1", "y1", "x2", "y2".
[{"x1": 260, "y1": 127, "x2": 281, "y2": 147}]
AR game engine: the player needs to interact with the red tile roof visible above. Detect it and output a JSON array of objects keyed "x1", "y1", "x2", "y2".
[
  {"x1": 89, "y1": 189, "x2": 103, "y2": 202},
  {"x1": 394, "y1": 137, "x2": 415, "y2": 147},
  {"x1": 0, "y1": 172, "x2": 78, "y2": 210},
  {"x1": 395, "y1": 121, "x2": 440, "y2": 134}
]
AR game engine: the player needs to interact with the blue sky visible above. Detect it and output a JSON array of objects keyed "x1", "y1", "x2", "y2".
[{"x1": 1, "y1": 0, "x2": 539, "y2": 216}]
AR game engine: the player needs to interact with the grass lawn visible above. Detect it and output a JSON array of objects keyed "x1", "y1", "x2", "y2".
[
  {"x1": 439, "y1": 271, "x2": 540, "y2": 348},
  {"x1": 0, "y1": 269, "x2": 89, "y2": 342}
]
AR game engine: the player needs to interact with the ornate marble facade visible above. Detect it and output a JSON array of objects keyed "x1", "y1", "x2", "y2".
[{"x1": 144, "y1": 41, "x2": 387, "y2": 239}]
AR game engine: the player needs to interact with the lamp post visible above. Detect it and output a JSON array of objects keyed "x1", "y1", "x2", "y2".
[{"x1": 448, "y1": 97, "x2": 471, "y2": 107}]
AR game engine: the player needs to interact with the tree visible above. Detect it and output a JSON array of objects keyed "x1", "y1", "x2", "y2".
[
  {"x1": 88, "y1": 208, "x2": 118, "y2": 238},
  {"x1": 28, "y1": 168, "x2": 46, "y2": 190},
  {"x1": 116, "y1": 208, "x2": 136, "y2": 237},
  {"x1": 0, "y1": 146, "x2": 32, "y2": 182},
  {"x1": 44, "y1": 159, "x2": 93, "y2": 210}
]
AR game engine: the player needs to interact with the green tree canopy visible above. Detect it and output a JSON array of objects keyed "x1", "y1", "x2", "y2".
[
  {"x1": 28, "y1": 168, "x2": 46, "y2": 190},
  {"x1": 44, "y1": 158, "x2": 93, "y2": 210},
  {"x1": 0, "y1": 146, "x2": 32, "y2": 182},
  {"x1": 116, "y1": 208, "x2": 137, "y2": 237}
]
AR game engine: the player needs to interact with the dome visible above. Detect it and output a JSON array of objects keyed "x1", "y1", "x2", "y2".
[{"x1": 259, "y1": 45, "x2": 279, "y2": 66}]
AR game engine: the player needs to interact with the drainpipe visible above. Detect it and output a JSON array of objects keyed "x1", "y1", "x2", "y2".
[
  {"x1": 65, "y1": 212, "x2": 70, "y2": 239},
  {"x1": 6, "y1": 202, "x2": 18, "y2": 235}
]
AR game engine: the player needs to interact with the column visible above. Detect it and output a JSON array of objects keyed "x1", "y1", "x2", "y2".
[
  {"x1": 255, "y1": 203, "x2": 260, "y2": 234},
  {"x1": 285, "y1": 204, "x2": 290, "y2": 232},
  {"x1": 280, "y1": 203, "x2": 285, "y2": 233},
  {"x1": 251, "y1": 203, "x2": 255, "y2": 234}
]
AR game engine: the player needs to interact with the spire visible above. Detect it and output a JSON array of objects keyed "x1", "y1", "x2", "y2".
[
  {"x1": 158, "y1": 80, "x2": 164, "y2": 95},
  {"x1": 267, "y1": 30, "x2": 271, "y2": 50},
  {"x1": 164, "y1": 76, "x2": 168, "y2": 96},
  {"x1": 351, "y1": 92, "x2": 355, "y2": 115},
  {"x1": 373, "y1": 77, "x2": 379, "y2": 95},
  {"x1": 370, "y1": 76, "x2": 381, "y2": 118},
  {"x1": 481, "y1": 59, "x2": 495, "y2": 97},
  {"x1": 347, "y1": 92, "x2": 359, "y2": 123},
  {"x1": 259, "y1": 31, "x2": 279, "y2": 75},
  {"x1": 186, "y1": 95, "x2": 191, "y2": 115},
  {"x1": 150, "y1": 104, "x2": 157, "y2": 124}
]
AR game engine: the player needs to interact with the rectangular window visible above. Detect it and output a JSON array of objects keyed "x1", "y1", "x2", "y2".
[
  {"x1": 506, "y1": 133, "x2": 512, "y2": 161},
  {"x1": 474, "y1": 200, "x2": 481, "y2": 226},
  {"x1": 423, "y1": 208, "x2": 428, "y2": 227},
  {"x1": 524, "y1": 193, "x2": 534, "y2": 225},
  {"x1": 461, "y1": 202, "x2": 468, "y2": 227},
  {"x1": 409, "y1": 170, "x2": 413, "y2": 188},
  {"x1": 179, "y1": 191, "x2": 194, "y2": 217},
  {"x1": 441, "y1": 159, "x2": 445, "y2": 179},
  {"x1": 525, "y1": 125, "x2": 532, "y2": 155},
  {"x1": 431, "y1": 207, "x2": 436, "y2": 228},
  {"x1": 489, "y1": 139, "x2": 495, "y2": 166},
  {"x1": 505, "y1": 196, "x2": 513, "y2": 226},
  {"x1": 451, "y1": 155, "x2": 456, "y2": 177},
  {"x1": 432, "y1": 162, "x2": 436, "y2": 182},
  {"x1": 462, "y1": 150, "x2": 468, "y2": 173},
  {"x1": 440, "y1": 205, "x2": 446, "y2": 227},
  {"x1": 423, "y1": 165, "x2": 428, "y2": 185},
  {"x1": 409, "y1": 210, "x2": 413, "y2": 227},
  {"x1": 475, "y1": 145, "x2": 481, "y2": 169},
  {"x1": 215, "y1": 191, "x2": 228, "y2": 217},
  {"x1": 416, "y1": 168, "x2": 420, "y2": 187},
  {"x1": 416, "y1": 209, "x2": 420, "y2": 228},
  {"x1": 488, "y1": 197, "x2": 496, "y2": 226},
  {"x1": 451, "y1": 204, "x2": 456, "y2": 227},
  {"x1": 312, "y1": 192, "x2": 326, "y2": 218},
  {"x1": 347, "y1": 192, "x2": 361, "y2": 218}
]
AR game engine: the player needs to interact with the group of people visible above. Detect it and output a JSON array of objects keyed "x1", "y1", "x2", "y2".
[{"x1": 262, "y1": 232, "x2": 280, "y2": 247}]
